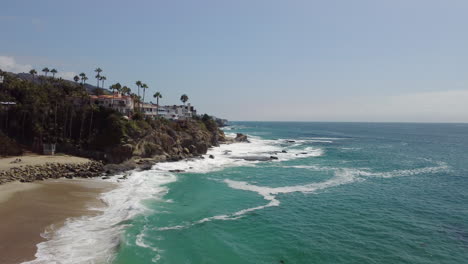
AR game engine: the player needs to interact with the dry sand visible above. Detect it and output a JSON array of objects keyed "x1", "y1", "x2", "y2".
[
  {"x1": 0, "y1": 178, "x2": 115, "y2": 264},
  {"x1": 0, "y1": 154, "x2": 92, "y2": 172}
]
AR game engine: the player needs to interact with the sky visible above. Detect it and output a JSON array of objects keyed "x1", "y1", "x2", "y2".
[{"x1": 1, "y1": 0, "x2": 468, "y2": 122}]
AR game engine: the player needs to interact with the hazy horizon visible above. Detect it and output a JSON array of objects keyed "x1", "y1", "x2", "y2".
[{"x1": 2, "y1": 0, "x2": 468, "y2": 122}]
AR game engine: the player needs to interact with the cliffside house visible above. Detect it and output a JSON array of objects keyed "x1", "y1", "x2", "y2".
[
  {"x1": 90, "y1": 93, "x2": 134, "y2": 117},
  {"x1": 141, "y1": 103, "x2": 159, "y2": 119},
  {"x1": 85, "y1": 93, "x2": 197, "y2": 121},
  {"x1": 160, "y1": 104, "x2": 196, "y2": 120}
]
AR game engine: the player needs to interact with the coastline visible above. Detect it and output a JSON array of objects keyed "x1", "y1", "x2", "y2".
[
  {"x1": 0, "y1": 179, "x2": 115, "y2": 264},
  {"x1": 0, "y1": 132, "x2": 240, "y2": 263}
]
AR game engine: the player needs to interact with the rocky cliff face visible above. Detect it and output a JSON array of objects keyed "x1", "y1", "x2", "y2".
[{"x1": 104, "y1": 119, "x2": 226, "y2": 166}]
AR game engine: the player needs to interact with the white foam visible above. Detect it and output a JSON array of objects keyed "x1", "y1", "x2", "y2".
[
  {"x1": 24, "y1": 133, "x2": 385, "y2": 262},
  {"x1": 135, "y1": 225, "x2": 162, "y2": 263},
  {"x1": 155, "y1": 162, "x2": 450, "y2": 231},
  {"x1": 23, "y1": 171, "x2": 177, "y2": 264},
  {"x1": 24, "y1": 133, "x2": 324, "y2": 263},
  {"x1": 153, "y1": 135, "x2": 324, "y2": 173},
  {"x1": 24, "y1": 126, "x2": 451, "y2": 263}
]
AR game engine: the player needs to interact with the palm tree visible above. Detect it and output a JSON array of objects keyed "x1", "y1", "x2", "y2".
[
  {"x1": 94, "y1": 68, "x2": 102, "y2": 88},
  {"x1": 141, "y1": 83, "x2": 148, "y2": 105},
  {"x1": 95, "y1": 75, "x2": 100, "y2": 88},
  {"x1": 130, "y1": 93, "x2": 141, "y2": 112},
  {"x1": 180, "y1": 94, "x2": 189, "y2": 105},
  {"x1": 121, "y1": 86, "x2": 131, "y2": 96},
  {"x1": 79, "y1": 73, "x2": 87, "y2": 85},
  {"x1": 100, "y1": 76, "x2": 106, "y2": 89},
  {"x1": 73, "y1": 75, "x2": 80, "y2": 83},
  {"x1": 135, "y1": 81, "x2": 142, "y2": 110},
  {"x1": 110, "y1": 83, "x2": 122, "y2": 94},
  {"x1": 153, "y1": 92, "x2": 162, "y2": 116},
  {"x1": 88, "y1": 102, "x2": 97, "y2": 141},
  {"x1": 42, "y1": 67, "x2": 50, "y2": 76},
  {"x1": 50, "y1": 68, "x2": 58, "y2": 78},
  {"x1": 29, "y1": 69, "x2": 37, "y2": 80},
  {"x1": 110, "y1": 83, "x2": 122, "y2": 107}
]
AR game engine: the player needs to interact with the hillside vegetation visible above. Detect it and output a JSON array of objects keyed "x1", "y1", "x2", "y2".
[{"x1": 0, "y1": 70, "x2": 226, "y2": 162}]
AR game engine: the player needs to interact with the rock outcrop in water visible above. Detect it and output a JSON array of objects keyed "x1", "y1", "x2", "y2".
[
  {"x1": 234, "y1": 133, "x2": 249, "y2": 143},
  {"x1": 101, "y1": 118, "x2": 228, "y2": 173}
]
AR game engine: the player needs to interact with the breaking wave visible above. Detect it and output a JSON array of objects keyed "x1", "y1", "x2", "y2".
[{"x1": 23, "y1": 134, "x2": 324, "y2": 263}]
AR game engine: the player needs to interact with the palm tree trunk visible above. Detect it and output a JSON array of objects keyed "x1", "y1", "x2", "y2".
[
  {"x1": 79, "y1": 110, "x2": 85, "y2": 146},
  {"x1": 137, "y1": 86, "x2": 140, "y2": 111},
  {"x1": 88, "y1": 108, "x2": 94, "y2": 140},
  {"x1": 54, "y1": 103, "x2": 58, "y2": 143},
  {"x1": 69, "y1": 109, "x2": 74, "y2": 139},
  {"x1": 156, "y1": 98, "x2": 159, "y2": 116},
  {"x1": 21, "y1": 111, "x2": 27, "y2": 141},
  {"x1": 63, "y1": 105, "x2": 68, "y2": 139}
]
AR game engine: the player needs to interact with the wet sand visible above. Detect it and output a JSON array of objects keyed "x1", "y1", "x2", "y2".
[{"x1": 0, "y1": 179, "x2": 115, "y2": 264}]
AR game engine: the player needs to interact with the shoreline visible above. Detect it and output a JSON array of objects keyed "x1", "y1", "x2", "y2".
[
  {"x1": 0, "y1": 178, "x2": 115, "y2": 264},
  {"x1": 0, "y1": 133, "x2": 241, "y2": 263}
]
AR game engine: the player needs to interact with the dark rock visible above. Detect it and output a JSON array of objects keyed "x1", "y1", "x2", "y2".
[
  {"x1": 209, "y1": 155, "x2": 215, "y2": 159},
  {"x1": 270, "y1": 156, "x2": 279, "y2": 160},
  {"x1": 169, "y1": 169, "x2": 186, "y2": 173},
  {"x1": 139, "y1": 163, "x2": 153, "y2": 170},
  {"x1": 286, "y1": 140, "x2": 295, "y2": 143},
  {"x1": 195, "y1": 143, "x2": 208, "y2": 154},
  {"x1": 235, "y1": 133, "x2": 249, "y2": 143},
  {"x1": 281, "y1": 150, "x2": 287, "y2": 153},
  {"x1": 232, "y1": 156, "x2": 271, "y2": 161}
]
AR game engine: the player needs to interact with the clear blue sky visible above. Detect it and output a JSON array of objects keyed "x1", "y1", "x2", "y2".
[{"x1": 1, "y1": 0, "x2": 468, "y2": 122}]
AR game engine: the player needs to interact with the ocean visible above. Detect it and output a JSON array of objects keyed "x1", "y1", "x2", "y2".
[{"x1": 26, "y1": 122, "x2": 468, "y2": 264}]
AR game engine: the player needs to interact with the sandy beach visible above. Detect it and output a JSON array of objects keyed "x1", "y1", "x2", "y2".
[{"x1": 0, "y1": 178, "x2": 115, "y2": 264}]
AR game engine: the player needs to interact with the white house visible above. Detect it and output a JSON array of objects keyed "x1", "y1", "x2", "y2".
[{"x1": 160, "y1": 103, "x2": 196, "y2": 120}]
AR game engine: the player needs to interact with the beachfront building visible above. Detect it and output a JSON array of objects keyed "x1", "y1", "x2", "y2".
[
  {"x1": 140, "y1": 103, "x2": 159, "y2": 119},
  {"x1": 160, "y1": 103, "x2": 196, "y2": 120},
  {"x1": 90, "y1": 93, "x2": 134, "y2": 116},
  {"x1": 86, "y1": 93, "x2": 197, "y2": 121}
]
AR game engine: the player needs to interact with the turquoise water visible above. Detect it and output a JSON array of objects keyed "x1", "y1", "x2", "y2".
[
  {"x1": 27, "y1": 122, "x2": 468, "y2": 263},
  {"x1": 109, "y1": 122, "x2": 468, "y2": 264}
]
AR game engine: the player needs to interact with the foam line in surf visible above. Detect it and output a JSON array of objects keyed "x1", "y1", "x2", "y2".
[
  {"x1": 23, "y1": 132, "x2": 326, "y2": 262},
  {"x1": 156, "y1": 162, "x2": 450, "y2": 231}
]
